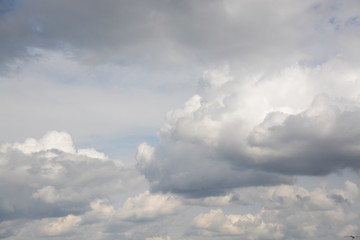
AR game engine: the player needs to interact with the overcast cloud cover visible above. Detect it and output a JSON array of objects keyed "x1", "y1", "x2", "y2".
[{"x1": 1, "y1": 0, "x2": 360, "y2": 239}]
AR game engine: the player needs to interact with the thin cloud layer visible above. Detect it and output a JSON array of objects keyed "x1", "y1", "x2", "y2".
[{"x1": 2, "y1": 0, "x2": 359, "y2": 69}]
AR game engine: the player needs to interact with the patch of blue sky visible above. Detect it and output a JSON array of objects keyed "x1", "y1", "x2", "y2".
[
  {"x1": 78, "y1": 132, "x2": 160, "y2": 160},
  {"x1": 345, "y1": 16, "x2": 359, "y2": 26},
  {"x1": 326, "y1": 17, "x2": 343, "y2": 32},
  {"x1": 0, "y1": 0, "x2": 18, "y2": 15},
  {"x1": 327, "y1": 16, "x2": 360, "y2": 32}
]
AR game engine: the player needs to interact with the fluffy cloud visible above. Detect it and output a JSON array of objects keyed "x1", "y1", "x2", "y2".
[
  {"x1": 0, "y1": 131, "x2": 192, "y2": 239},
  {"x1": 0, "y1": 131, "x2": 140, "y2": 222},
  {"x1": 119, "y1": 191, "x2": 184, "y2": 221},
  {"x1": 192, "y1": 181, "x2": 359, "y2": 239},
  {"x1": 145, "y1": 237, "x2": 171, "y2": 240},
  {"x1": 137, "y1": 61, "x2": 360, "y2": 197},
  {"x1": 193, "y1": 208, "x2": 283, "y2": 239},
  {"x1": 248, "y1": 94, "x2": 360, "y2": 175},
  {"x1": 41, "y1": 214, "x2": 82, "y2": 236},
  {"x1": 2, "y1": 1, "x2": 360, "y2": 239}
]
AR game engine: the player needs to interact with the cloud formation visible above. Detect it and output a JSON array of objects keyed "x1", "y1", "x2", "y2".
[
  {"x1": 118, "y1": 191, "x2": 184, "y2": 221},
  {"x1": 2, "y1": 0, "x2": 359, "y2": 70},
  {"x1": 0, "y1": 131, "x2": 186, "y2": 239},
  {"x1": 1, "y1": 1, "x2": 360, "y2": 239},
  {"x1": 192, "y1": 182, "x2": 359, "y2": 239},
  {"x1": 137, "y1": 61, "x2": 360, "y2": 197},
  {"x1": 0, "y1": 131, "x2": 139, "y2": 222}
]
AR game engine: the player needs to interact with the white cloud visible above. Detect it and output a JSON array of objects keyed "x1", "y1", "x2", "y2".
[
  {"x1": 77, "y1": 148, "x2": 108, "y2": 160},
  {"x1": 138, "y1": 62, "x2": 360, "y2": 197},
  {"x1": 0, "y1": 131, "x2": 142, "y2": 221},
  {"x1": 32, "y1": 186, "x2": 70, "y2": 204},
  {"x1": 119, "y1": 191, "x2": 184, "y2": 221},
  {"x1": 145, "y1": 236, "x2": 171, "y2": 240},
  {"x1": 8, "y1": 131, "x2": 76, "y2": 154},
  {"x1": 193, "y1": 208, "x2": 283, "y2": 239},
  {"x1": 192, "y1": 181, "x2": 359, "y2": 239},
  {"x1": 1, "y1": 1, "x2": 360, "y2": 240},
  {"x1": 41, "y1": 214, "x2": 82, "y2": 236},
  {"x1": 88, "y1": 199, "x2": 116, "y2": 219}
]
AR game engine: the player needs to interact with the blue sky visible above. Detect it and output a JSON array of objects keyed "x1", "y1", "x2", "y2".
[{"x1": 1, "y1": 1, "x2": 360, "y2": 240}]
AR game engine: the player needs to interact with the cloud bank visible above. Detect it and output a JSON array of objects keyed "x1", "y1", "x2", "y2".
[
  {"x1": 0, "y1": 131, "x2": 359, "y2": 240},
  {"x1": 192, "y1": 182, "x2": 359, "y2": 239}
]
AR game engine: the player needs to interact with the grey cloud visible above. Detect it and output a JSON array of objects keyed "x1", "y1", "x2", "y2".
[
  {"x1": 139, "y1": 94, "x2": 360, "y2": 197},
  {"x1": 136, "y1": 63, "x2": 360, "y2": 197},
  {"x1": 249, "y1": 94, "x2": 360, "y2": 175},
  {"x1": 1, "y1": 0, "x2": 349, "y2": 70},
  {"x1": 191, "y1": 182, "x2": 359, "y2": 239},
  {"x1": 137, "y1": 138, "x2": 294, "y2": 198},
  {"x1": 0, "y1": 131, "x2": 141, "y2": 222}
]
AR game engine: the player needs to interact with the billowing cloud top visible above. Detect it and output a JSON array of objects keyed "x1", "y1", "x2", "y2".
[
  {"x1": 137, "y1": 63, "x2": 360, "y2": 197},
  {"x1": 0, "y1": 131, "x2": 138, "y2": 222},
  {"x1": 1, "y1": 0, "x2": 360, "y2": 239}
]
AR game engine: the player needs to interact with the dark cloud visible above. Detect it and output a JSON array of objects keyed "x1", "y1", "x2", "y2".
[
  {"x1": 136, "y1": 72, "x2": 360, "y2": 197},
  {"x1": 0, "y1": 0, "x2": 330, "y2": 70},
  {"x1": 249, "y1": 94, "x2": 360, "y2": 175},
  {"x1": 136, "y1": 134, "x2": 294, "y2": 198}
]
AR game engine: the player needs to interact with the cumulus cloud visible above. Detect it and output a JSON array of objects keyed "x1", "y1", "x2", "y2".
[
  {"x1": 2, "y1": 1, "x2": 360, "y2": 239},
  {"x1": 137, "y1": 61, "x2": 360, "y2": 197},
  {"x1": 119, "y1": 191, "x2": 184, "y2": 221},
  {"x1": 146, "y1": 236, "x2": 171, "y2": 240},
  {"x1": 0, "y1": 131, "x2": 193, "y2": 239},
  {"x1": 192, "y1": 181, "x2": 359, "y2": 239},
  {"x1": 7, "y1": 130, "x2": 76, "y2": 154},
  {"x1": 0, "y1": 131, "x2": 141, "y2": 222},
  {"x1": 41, "y1": 214, "x2": 82, "y2": 236},
  {"x1": 248, "y1": 94, "x2": 360, "y2": 175},
  {"x1": 192, "y1": 208, "x2": 283, "y2": 239}
]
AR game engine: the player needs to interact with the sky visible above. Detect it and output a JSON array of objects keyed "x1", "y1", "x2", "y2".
[{"x1": 0, "y1": 0, "x2": 360, "y2": 239}]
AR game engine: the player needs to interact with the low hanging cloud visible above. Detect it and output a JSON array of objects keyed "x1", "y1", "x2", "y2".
[
  {"x1": 0, "y1": 131, "x2": 195, "y2": 239},
  {"x1": 191, "y1": 181, "x2": 359, "y2": 239},
  {"x1": 0, "y1": 131, "x2": 141, "y2": 221},
  {"x1": 41, "y1": 214, "x2": 82, "y2": 236},
  {"x1": 118, "y1": 191, "x2": 185, "y2": 221},
  {"x1": 137, "y1": 62, "x2": 360, "y2": 197}
]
